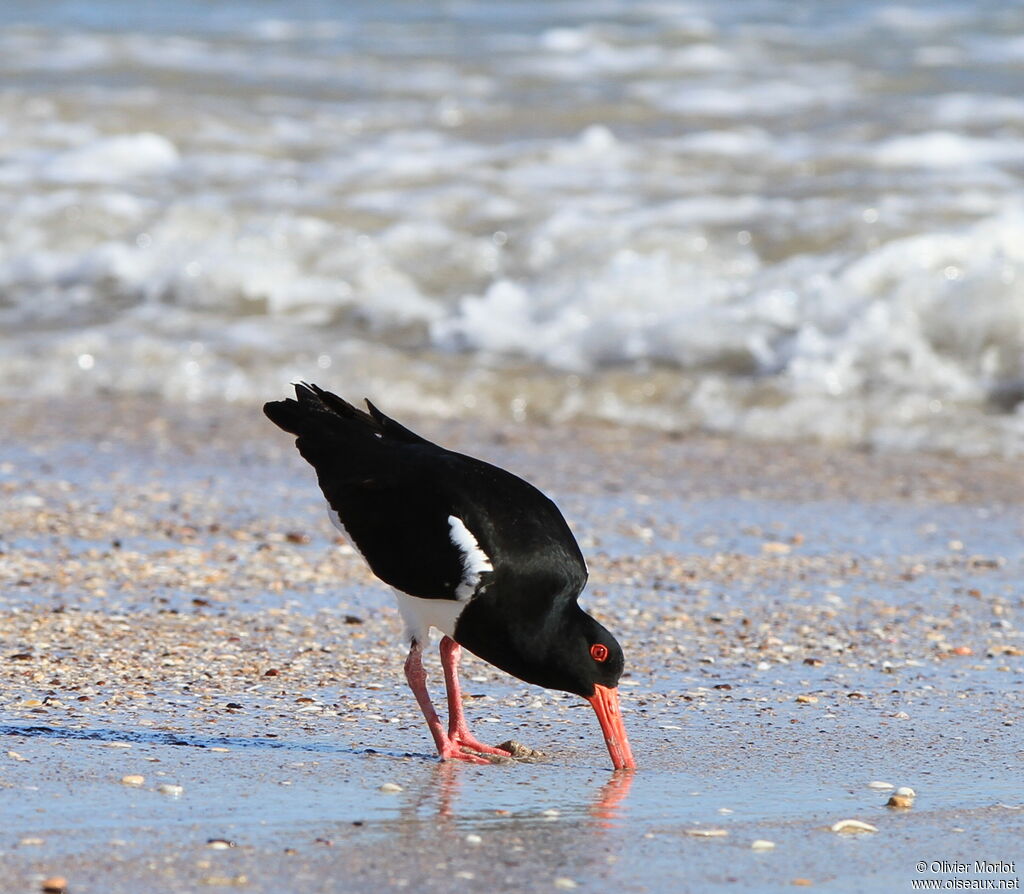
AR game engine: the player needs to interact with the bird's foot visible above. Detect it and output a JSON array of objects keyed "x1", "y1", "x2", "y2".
[
  {"x1": 438, "y1": 740, "x2": 493, "y2": 764},
  {"x1": 449, "y1": 733, "x2": 512, "y2": 758}
]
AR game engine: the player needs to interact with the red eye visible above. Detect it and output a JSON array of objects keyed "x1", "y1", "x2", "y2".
[{"x1": 590, "y1": 643, "x2": 609, "y2": 662}]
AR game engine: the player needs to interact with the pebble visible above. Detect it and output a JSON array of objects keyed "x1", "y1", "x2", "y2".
[
  {"x1": 496, "y1": 740, "x2": 547, "y2": 761},
  {"x1": 795, "y1": 694, "x2": 818, "y2": 704},
  {"x1": 887, "y1": 786, "x2": 916, "y2": 808},
  {"x1": 830, "y1": 819, "x2": 878, "y2": 834},
  {"x1": 201, "y1": 874, "x2": 247, "y2": 887},
  {"x1": 378, "y1": 783, "x2": 403, "y2": 793},
  {"x1": 41, "y1": 877, "x2": 67, "y2": 893},
  {"x1": 206, "y1": 839, "x2": 235, "y2": 850},
  {"x1": 751, "y1": 840, "x2": 776, "y2": 851},
  {"x1": 120, "y1": 774, "x2": 145, "y2": 787}
]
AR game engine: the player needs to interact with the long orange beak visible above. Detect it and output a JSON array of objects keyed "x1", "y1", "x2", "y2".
[{"x1": 586, "y1": 683, "x2": 636, "y2": 770}]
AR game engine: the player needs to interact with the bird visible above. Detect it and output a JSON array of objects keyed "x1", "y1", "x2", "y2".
[{"x1": 263, "y1": 383, "x2": 635, "y2": 770}]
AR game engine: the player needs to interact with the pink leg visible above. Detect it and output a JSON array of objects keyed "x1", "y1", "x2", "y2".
[
  {"x1": 404, "y1": 641, "x2": 489, "y2": 764},
  {"x1": 440, "y1": 636, "x2": 511, "y2": 757}
]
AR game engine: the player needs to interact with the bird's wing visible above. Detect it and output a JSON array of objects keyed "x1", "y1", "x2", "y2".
[
  {"x1": 319, "y1": 454, "x2": 485, "y2": 602},
  {"x1": 319, "y1": 447, "x2": 587, "y2": 603},
  {"x1": 265, "y1": 384, "x2": 588, "y2": 605}
]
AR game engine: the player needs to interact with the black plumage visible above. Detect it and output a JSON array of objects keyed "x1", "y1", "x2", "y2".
[{"x1": 264, "y1": 383, "x2": 635, "y2": 769}]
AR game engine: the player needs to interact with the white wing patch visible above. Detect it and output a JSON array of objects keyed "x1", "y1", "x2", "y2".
[{"x1": 447, "y1": 515, "x2": 493, "y2": 601}]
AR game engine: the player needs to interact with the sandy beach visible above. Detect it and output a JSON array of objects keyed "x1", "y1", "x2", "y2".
[
  {"x1": 5, "y1": 0, "x2": 1024, "y2": 889},
  {"x1": 1, "y1": 397, "x2": 1022, "y2": 893}
]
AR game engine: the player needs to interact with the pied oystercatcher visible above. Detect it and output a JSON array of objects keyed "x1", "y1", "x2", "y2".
[{"x1": 264, "y1": 383, "x2": 635, "y2": 770}]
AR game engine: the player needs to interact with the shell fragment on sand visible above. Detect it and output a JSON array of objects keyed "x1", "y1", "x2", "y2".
[
  {"x1": 831, "y1": 819, "x2": 878, "y2": 834},
  {"x1": 887, "y1": 794, "x2": 914, "y2": 808}
]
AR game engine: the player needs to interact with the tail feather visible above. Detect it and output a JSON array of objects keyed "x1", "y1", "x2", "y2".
[
  {"x1": 364, "y1": 398, "x2": 429, "y2": 445},
  {"x1": 300, "y1": 383, "x2": 377, "y2": 426},
  {"x1": 263, "y1": 382, "x2": 428, "y2": 445},
  {"x1": 262, "y1": 397, "x2": 313, "y2": 437},
  {"x1": 263, "y1": 384, "x2": 337, "y2": 437}
]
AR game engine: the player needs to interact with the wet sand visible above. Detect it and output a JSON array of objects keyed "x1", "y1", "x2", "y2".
[{"x1": 2, "y1": 398, "x2": 1022, "y2": 893}]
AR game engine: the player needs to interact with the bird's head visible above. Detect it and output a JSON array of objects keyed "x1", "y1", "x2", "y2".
[
  {"x1": 507, "y1": 608, "x2": 635, "y2": 771},
  {"x1": 457, "y1": 596, "x2": 637, "y2": 770},
  {"x1": 559, "y1": 611, "x2": 636, "y2": 771},
  {"x1": 553, "y1": 611, "x2": 626, "y2": 697}
]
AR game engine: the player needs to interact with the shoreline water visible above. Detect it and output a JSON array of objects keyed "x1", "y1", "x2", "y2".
[{"x1": 4, "y1": 0, "x2": 1024, "y2": 454}]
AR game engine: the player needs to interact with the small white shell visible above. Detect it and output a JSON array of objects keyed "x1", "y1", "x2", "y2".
[{"x1": 831, "y1": 819, "x2": 878, "y2": 834}]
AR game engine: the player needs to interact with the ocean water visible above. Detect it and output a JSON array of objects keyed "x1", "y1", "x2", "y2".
[{"x1": 2, "y1": 0, "x2": 1024, "y2": 453}]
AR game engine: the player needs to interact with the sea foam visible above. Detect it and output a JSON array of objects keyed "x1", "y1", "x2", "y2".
[{"x1": 2, "y1": 0, "x2": 1024, "y2": 454}]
